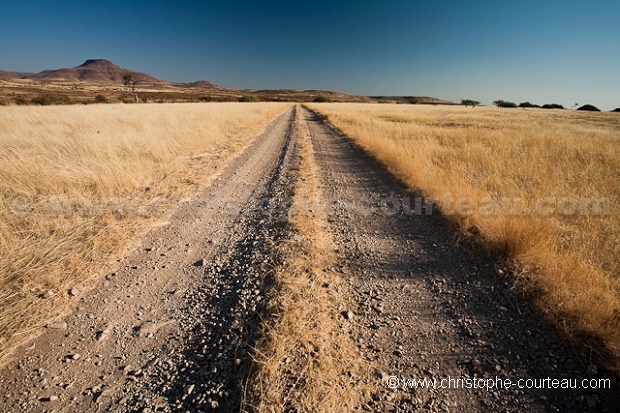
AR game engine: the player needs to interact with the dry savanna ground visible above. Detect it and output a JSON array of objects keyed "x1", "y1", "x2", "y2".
[
  {"x1": 0, "y1": 102, "x2": 290, "y2": 363},
  {"x1": 2, "y1": 101, "x2": 619, "y2": 410},
  {"x1": 308, "y1": 103, "x2": 620, "y2": 370}
]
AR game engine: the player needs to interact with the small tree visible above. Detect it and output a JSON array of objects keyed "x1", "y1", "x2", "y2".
[
  {"x1": 95, "y1": 94, "x2": 107, "y2": 103},
  {"x1": 122, "y1": 72, "x2": 139, "y2": 103},
  {"x1": 519, "y1": 101, "x2": 539, "y2": 108},
  {"x1": 461, "y1": 99, "x2": 480, "y2": 108}
]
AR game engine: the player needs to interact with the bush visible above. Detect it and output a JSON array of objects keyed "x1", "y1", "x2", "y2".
[
  {"x1": 519, "y1": 101, "x2": 539, "y2": 108},
  {"x1": 612, "y1": 108, "x2": 620, "y2": 113},
  {"x1": 493, "y1": 100, "x2": 517, "y2": 108},
  {"x1": 31, "y1": 94, "x2": 71, "y2": 105},
  {"x1": 577, "y1": 104, "x2": 601, "y2": 112},
  {"x1": 542, "y1": 103, "x2": 564, "y2": 109},
  {"x1": 15, "y1": 96, "x2": 28, "y2": 105},
  {"x1": 94, "y1": 95, "x2": 107, "y2": 103},
  {"x1": 32, "y1": 95, "x2": 53, "y2": 105},
  {"x1": 461, "y1": 99, "x2": 480, "y2": 107},
  {"x1": 313, "y1": 96, "x2": 332, "y2": 103},
  {"x1": 239, "y1": 95, "x2": 259, "y2": 102},
  {"x1": 199, "y1": 96, "x2": 213, "y2": 102}
]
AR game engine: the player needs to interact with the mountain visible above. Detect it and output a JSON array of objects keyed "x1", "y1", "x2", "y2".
[
  {"x1": 1, "y1": 59, "x2": 454, "y2": 104},
  {"x1": 0, "y1": 70, "x2": 33, "y2": 79},
  {"x1": 184, "y1": 80, "x2": 219, "y2": 88},
  {"x1": 18, "y1": 59, "x2": 166, "y2": 85}
]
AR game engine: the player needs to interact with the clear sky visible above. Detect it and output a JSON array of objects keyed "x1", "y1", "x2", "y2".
[{"x1": 1, "y1": 0, "x2": 619, "y2": 109}]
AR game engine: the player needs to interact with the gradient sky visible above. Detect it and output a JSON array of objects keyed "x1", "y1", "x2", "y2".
[{"x1": 1, "y1": 0, "x2": 619, "y2": 109}]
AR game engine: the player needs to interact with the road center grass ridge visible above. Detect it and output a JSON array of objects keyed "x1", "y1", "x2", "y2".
[{"x1": 245, "y1": 106, "x2": 374, "y2": 412}]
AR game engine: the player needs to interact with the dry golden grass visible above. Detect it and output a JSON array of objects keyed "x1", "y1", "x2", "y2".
[
  {"x1": 0, "y1": 102, "x2": 290, "y2": 363},
  {"x1": 308, "y1": 103, "x2": 620, "y2": 369},
  {"x1": 246, "y1": 106, "x2": 373, "y2": 412}
]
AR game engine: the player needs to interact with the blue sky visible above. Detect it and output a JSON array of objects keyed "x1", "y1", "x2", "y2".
[{"x1": 1, "y1": 0, "x2": 619, "y2": 109}]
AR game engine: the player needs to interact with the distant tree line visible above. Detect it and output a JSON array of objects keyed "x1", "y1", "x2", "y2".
[{"x1": 460, "y1": 99, "x2": 606, "y2": 112}]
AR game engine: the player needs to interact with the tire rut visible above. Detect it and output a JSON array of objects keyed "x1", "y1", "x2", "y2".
[{"x1": 119, "y1": 107, "x2": 300, "y2": 412}]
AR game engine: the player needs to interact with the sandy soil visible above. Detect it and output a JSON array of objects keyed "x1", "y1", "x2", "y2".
[{"x1": 0, "y1": 105, "x2": 617, "y2": 412}]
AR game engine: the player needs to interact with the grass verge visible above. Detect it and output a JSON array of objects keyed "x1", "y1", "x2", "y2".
[
  {"x1": 307, "y1": 103, "x2": 620, "y2": 372},
  {"x1": 245, "y1": 106, "x2": 374, "y2": 411}
]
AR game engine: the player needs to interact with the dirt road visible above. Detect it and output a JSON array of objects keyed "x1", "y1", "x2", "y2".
[{"x1": 0, "y1": 105, "x2": 616, "y2": 412}]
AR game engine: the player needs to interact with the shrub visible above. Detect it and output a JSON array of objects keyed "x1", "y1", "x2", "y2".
[
  {"x1": 314, "y1": 96, "x2": 332, "y2": 103},
  {"x1": 94, "y1": 95, "x2": 107, "y2": 103},
  {"x1": 577, "y1": 104, "x2": 601, "y2": 112},
  {"x1": 199, "y1": 96, "x2": 213, "y2": 102},
  {"x1": 612, "y1": 108, "x2": 620, "y2": 113},
  {"x1": 493, "y1": 100, "x2": 517, "y2": 108},
  {"x1": 31, "y1": 95, "x2": 53, "y2": 105},
  {"x1": 31, "y1": 94, "x2": 71, "y2": 105},
  {"x1": 15, "y1": 96, "x2": 28, "y2": 105},
  {"x1": 542, "y1": 103, "x2": 564, "y2": 109},
  {"x1": 519, "y1": 101, "x2": 539, "y2": 108},
  {"x1": 239, "y1": 95, "x2": 259, "y2": 102}
]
